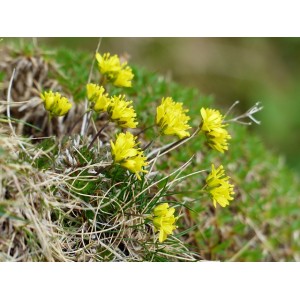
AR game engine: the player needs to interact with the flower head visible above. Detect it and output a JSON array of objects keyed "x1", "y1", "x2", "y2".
[
  {"x1": 110, "y1": 132, "x2": 148, "y2": 180},
  {"x1": 121, "y1": 153, "x2": 148, "y2": 180},
  {"x1": 156, "y1": 97, "x2": 191, "y2": 139},
  {"x1": 110, "y1": 131, "x2": 139, "y2": 162},
  {"x1": 200, "y1": 108, "x2": 224, "y2": 132},
  {"x1": 107, "y1": 95, "x2": 138, "y2": 128},
  {"x1": 95, "y1": 52, "x2": 134, "y2": 87},
  {"x1": 95, "y1": 52, "x2": 121, "y2": 78},
  {"x1": 113, "y1": 66, "x2": 134, "y2": 88},
  {"x1": 200, "y1": 107, "x2": 231, "y2": 153},
  {"x1": 206, "y1": 127, "x2": 231, "y2": 153},
  {"x1": 40, "y1": 91, "x2": 72, "y2": 117},
  {"x1": 205, "y1": 164, "x2": 235, "y2": 208},
  {"x1": 86, "y1": 83, "x2": 110, "y2": 112},
  {"x1": 152, "y1": 203, "x2": 178, "y2": 243}
]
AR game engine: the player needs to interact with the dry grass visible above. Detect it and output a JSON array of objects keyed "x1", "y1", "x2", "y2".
[{"x1": 0, "y1": 125, "x2": 202, "y2": 261}]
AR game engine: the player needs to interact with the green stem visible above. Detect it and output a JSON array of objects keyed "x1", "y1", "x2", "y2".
[
  {"x1": 136, "y1": 124, "x2": 156, "y2": 136},
  {"x1": 99, "y1": 75, "x2": 107, "y2": 86},
  {"x1": 48, "y1": 113, "x2": 53, "y2": 136},
  {"x1": 141, "y1": 134, "x2": 159, "y2": 151},
  {"x1": 148, "y1": 127, "x2": 200, "y2": 163}
]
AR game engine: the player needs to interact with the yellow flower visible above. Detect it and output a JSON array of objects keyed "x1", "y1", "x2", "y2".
[
  {"x1": 86, "y1": 83, "x2": 110, "y2": 112},
  {"x1": 113, "y1": 66, "x2": 134, "y2": 88},
  {"x1": 200, "y1": 108, "x2": 224, "y2": 132},
  {"x1": 110, "y1": 132, "x2": 148, "y2": 180},
  {"x1": 110, "y1": 131, "x2": 139, "y2": 162},
  {"x1": 95, "y1": 52, "x2": 134, "y2": 87},
  {"x1": 86, "y1": 83, "x2": 104, "y2": 102},
  {"x1": 107, "y1": 95, "x2": 138, "y2": 128},
  {"x1": 152, "y1": 203, "x2": 178, "y2": 243},
  {"x1": 206, "y1": 127, "x2": 231, "y2": 153},
  {"x1": 40, "y1": 91, "x2": 72, "y2": 117},
  {"x1": 205, "y1": 164, "x2": 235, "y2": 208},
  {"x1": 121, "y1": 154, "x2": 148, "y2": 180},
  {"x1": 200, "y1": 107, "x2": 231, "y2": 153},
  {"x1": 156, "y1": 97, "x2": 191, "y2": 139},
  {"x1": 95, "y1": 52, "x2": 121, "y2": 78}
]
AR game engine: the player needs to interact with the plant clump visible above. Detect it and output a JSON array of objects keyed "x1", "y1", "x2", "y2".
[{"x1": 0, "y1": 43, "x2": 270, "y2": 262}]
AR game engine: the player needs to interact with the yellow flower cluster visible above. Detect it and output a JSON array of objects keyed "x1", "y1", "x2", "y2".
[
  {"x1": 107, "y1": 95, "x2": 138, "y2": 128},
  {"x1": 40, "y1": 91, "x2": 72, "y2": 117},
  {"x1": 206, "y1": 164, "x2": 235, "y2": 208},
  {"x1": 86, "y1": 86, "x2": 138, "y2": 129},
  {"x1": 96, "y1": 52, "x2": 134, "y2": 88},
  {"x1": 110, "y1": 131, "x2": 148, "y2": 180},
  {"x1": 200, "y1": 108, "x2": 231, "y2": 153},
  {"x1": 37, "y1": 48, "x2": 246, "y2": 249},
  {"x1": 152, "y1": 203, "x2": 178, "y2": 243},
  {"x1": 86, "y1": 83, "x2": 110, "y2": 112},
  {"x1": 156, "y1": 97, "x2": 191, "y2": 139}
]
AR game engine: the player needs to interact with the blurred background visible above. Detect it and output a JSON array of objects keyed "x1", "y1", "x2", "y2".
[{"x1": 9, "y1": 38, "x2": 300, "y2": 172}]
